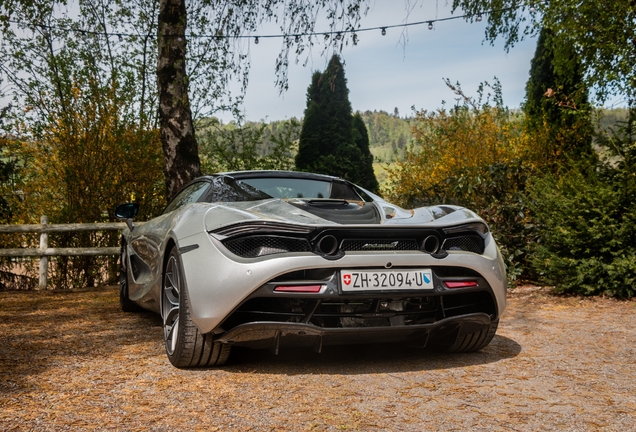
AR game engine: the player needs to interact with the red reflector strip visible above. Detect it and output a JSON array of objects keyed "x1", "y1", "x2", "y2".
[
  {"x1": 444, "y1": 281, "x2": 478, "y2": 289},
  {"x1": 274, "y1": 285, "x2": 322, "y2": 293}
]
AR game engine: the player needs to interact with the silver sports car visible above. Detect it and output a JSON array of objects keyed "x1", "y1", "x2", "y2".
[{"x1": 116, "y1": 171, "x2": 507, "y2": 368}]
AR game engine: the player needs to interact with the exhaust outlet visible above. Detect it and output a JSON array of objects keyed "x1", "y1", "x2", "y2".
[
  {"x1": 422, "y1": 235, "x2": 440, "y2": 254},
  {"x1": 316, "y1": 235, "x2": 339, "y2": 255}
]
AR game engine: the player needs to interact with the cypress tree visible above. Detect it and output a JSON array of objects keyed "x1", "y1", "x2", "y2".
[
  {"x1": 524, "y1": 27, "x2": 594, "y2": 160},
  {"x1": 352, "y1": 113, "x2": 379, "y2": 192},
  {"x1": 296, "y1": 55, "x2": 378, "y2": 189}
]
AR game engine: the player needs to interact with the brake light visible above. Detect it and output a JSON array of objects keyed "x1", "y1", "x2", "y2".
[
  {"x1": 444, "y1": 281, "x2": 478, "y2": 289},
  {"x1": 274, "y1": 285, "x2": 322, "y2": 293}
]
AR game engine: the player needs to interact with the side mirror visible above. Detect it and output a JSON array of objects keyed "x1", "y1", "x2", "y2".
[{"x1": 115, "y1": 203, "x2": 140, "y2": 231}]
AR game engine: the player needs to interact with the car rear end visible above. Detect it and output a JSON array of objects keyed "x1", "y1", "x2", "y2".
[{"x1": 180, "y1": 218, "x2": 506, "y2": 353}]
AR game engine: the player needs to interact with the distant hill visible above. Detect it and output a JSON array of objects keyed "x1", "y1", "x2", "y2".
[
  {"x1": 198, "y1": 111, "x2": 414, "y2": 164},
  {"x1": 357, "y1": 110, "x2": 413, "y2": 163},
  {"x1": 596, "y1": 108, "x2": 629, "y2": 134},
  {"x1": 198, "y1": 107, "x2": 628, "y2": 165}
]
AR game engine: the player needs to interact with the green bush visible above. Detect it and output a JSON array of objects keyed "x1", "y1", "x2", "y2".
[
  {"x1": 431, "y1": 160, "x2": 536, "y2": 284},
  {"x1": 527, "y1": 167, "x2": 636, "y2": 298}
]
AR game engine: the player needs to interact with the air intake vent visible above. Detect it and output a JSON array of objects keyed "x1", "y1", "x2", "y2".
[
  {"x1": 441, "y1": 236, "x2": 484, "y2": 254},
  {"x1": 223, "y1": 236, "x2": 311, "y2": 258}
]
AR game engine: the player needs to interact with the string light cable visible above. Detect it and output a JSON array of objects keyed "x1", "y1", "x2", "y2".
[{"x1": 2, "y1": 3, "x2": 538, "y2": 41}]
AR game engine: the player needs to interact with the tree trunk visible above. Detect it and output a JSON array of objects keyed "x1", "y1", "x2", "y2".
[{"x1": 157, "y1": 0, "x2": 201, "y2": 201}]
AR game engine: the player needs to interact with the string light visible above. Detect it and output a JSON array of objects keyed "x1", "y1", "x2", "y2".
[{"x1": 6, "y1": 3, "x2": 536, "y2": 42}]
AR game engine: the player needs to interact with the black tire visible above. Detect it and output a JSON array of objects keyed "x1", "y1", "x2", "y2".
[
  {"x1": 120, "y1": 242, "x2": 142, "y2": 313},
  {"x1": 438, "y1": 319, "x2": 499, "y2": 353},
  {"x1": 162, "y1": 248, "x2": 231, "y2": 368}
]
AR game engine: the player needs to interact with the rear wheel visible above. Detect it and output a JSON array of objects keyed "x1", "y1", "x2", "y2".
[
  {"x1": 120, "y1": 242, "x2": 142, "y2": 312},
  {"x1": 162, "y1": 248, "x2": 231, "y2": 368},
  {"x1": 437, "y1": 319, "x2": 499, "y2": 353}
]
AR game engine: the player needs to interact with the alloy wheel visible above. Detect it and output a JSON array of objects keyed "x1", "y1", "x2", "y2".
[{"x1": 163, "y1": 255, "x2": 181, "y2": 355}]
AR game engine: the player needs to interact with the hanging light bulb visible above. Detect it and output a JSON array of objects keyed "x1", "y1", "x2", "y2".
[
  {"x1": 529, "y1": 5, "x2": 536, "y2": 13},
  {"x1": 428, "y1": 21, "x2": 433, "y2": 30},
  {"x1": 254, "y1": 36, "x2": 259, "y2": 44},
  {"x1": 118, "y1": 34, "x2": 123, "y2": 42},
  {"x1": 476, "y1": 13, "x2": 483, "y2": 22},
  {"x1": 335, "y1": 32, "x2": 342, "y2": 40},
  {"x1": 381, "y1": 27, "x2": 386, "y2": 36},
  {"x1": 295, "y1": 35, "x2": 300, "y2": 43}
]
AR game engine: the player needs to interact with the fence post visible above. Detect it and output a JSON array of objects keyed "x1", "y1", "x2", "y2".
[{"x1": 38, "y1": 215, "x2": 48, "y2": 290}]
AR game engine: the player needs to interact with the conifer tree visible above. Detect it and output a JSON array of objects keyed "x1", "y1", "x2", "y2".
[
  {"x1": 296, "y1": 55, "x2": 378, "y2": 190},
  {"x1": 352, "y1": 113, "x2": 379, "y2": 192},
  {"x1": 524, "y1": 27, "x2": 594, "y2": 160}
]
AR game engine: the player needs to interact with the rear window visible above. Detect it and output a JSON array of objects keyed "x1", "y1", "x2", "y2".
[{"x1": 238, "y1": 178, "x2": 361, "y2": 200}]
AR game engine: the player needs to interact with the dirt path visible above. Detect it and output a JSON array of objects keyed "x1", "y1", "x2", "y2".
[{"x1": 1, "y1": 286, "x2": 634, "y2": 431}]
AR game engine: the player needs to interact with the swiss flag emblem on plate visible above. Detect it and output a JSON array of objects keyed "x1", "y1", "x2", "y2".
[{"x1": 342, "y1": 274, "x2": 352, "y2": 285}]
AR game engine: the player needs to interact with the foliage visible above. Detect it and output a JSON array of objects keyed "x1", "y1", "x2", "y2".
[
  {"x1": 527, "y1": 166, "x2": 636, "y2": 298},
  {"x1": 296, "y1": 55, "x2": 379, "y2": 191},
  {"x1": 524, "y1": 27, "x2": 595, "y2": 162},
  {"x1": 0, "y1": 1, "x2": 159, "y2": 131},
  {"x1": 198, "y1": 118, "x2": 300, "y2": 173},
  {"x1": 386, "y1": 80, "x2": 538, "y2": 283},
  {"x1": 451, "y1": 0, "x2": 636, "y2": 101},
  {"x1": 0, "y1": 2, "x2": 165, "y2": 288},
  {"x1": 387, "y1": 79, "x2": 531, "y2": 206},
  {"x1": 12, "y1": 80, "x2": 164, "y2": 289},
  {"x1": 16, "y1": 86, "x2": 165, "y2": 224},
  {"x1": 526, "y1": 95, "x2": 635, "y2": 297},
  {"x1": 0, "y1": 112, "x2": 18, "y2": 224}
]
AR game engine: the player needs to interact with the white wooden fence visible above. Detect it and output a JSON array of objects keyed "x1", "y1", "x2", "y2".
[{"x1": 0, "y1": 216, "x2": 128, "y2": 289}]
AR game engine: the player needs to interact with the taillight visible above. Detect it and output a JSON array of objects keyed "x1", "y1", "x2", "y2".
[
  {"x1": 274, "y1": 285, "x2": 323, "y2": 293},
  {"x1": 444, "y1": 281, "x2": 478, "y2": 289}
]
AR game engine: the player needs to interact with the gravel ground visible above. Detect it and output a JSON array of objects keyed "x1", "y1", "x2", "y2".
[{"x1": 0, "y1": 286, "x2": 635, "y2": 431}]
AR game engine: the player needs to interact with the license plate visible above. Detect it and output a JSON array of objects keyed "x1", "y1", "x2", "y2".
[{"x1": 340, "y1": 269, "x2": 434, "y2": 291}]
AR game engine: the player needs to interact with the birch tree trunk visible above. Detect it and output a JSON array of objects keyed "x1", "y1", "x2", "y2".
[{"x1": 157, "y1": 0, "x2": 201, "y2": 201}]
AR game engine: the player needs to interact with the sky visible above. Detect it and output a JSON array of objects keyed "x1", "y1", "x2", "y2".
[{"x1": 216, "y1": 0, "x2": 539, "y2": 123}]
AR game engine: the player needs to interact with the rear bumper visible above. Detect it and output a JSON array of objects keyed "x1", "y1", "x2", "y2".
[
  {"x1": 180, "y1": 229, "x2": 507, "y2": 334},
  {"x1": 216, "y1": 312, "x2": 492, "y2": 352}
]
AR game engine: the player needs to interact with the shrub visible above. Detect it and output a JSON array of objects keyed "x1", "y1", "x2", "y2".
[{"x1": 527, "y1": 167, "x2": 636, "y2": 297}]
